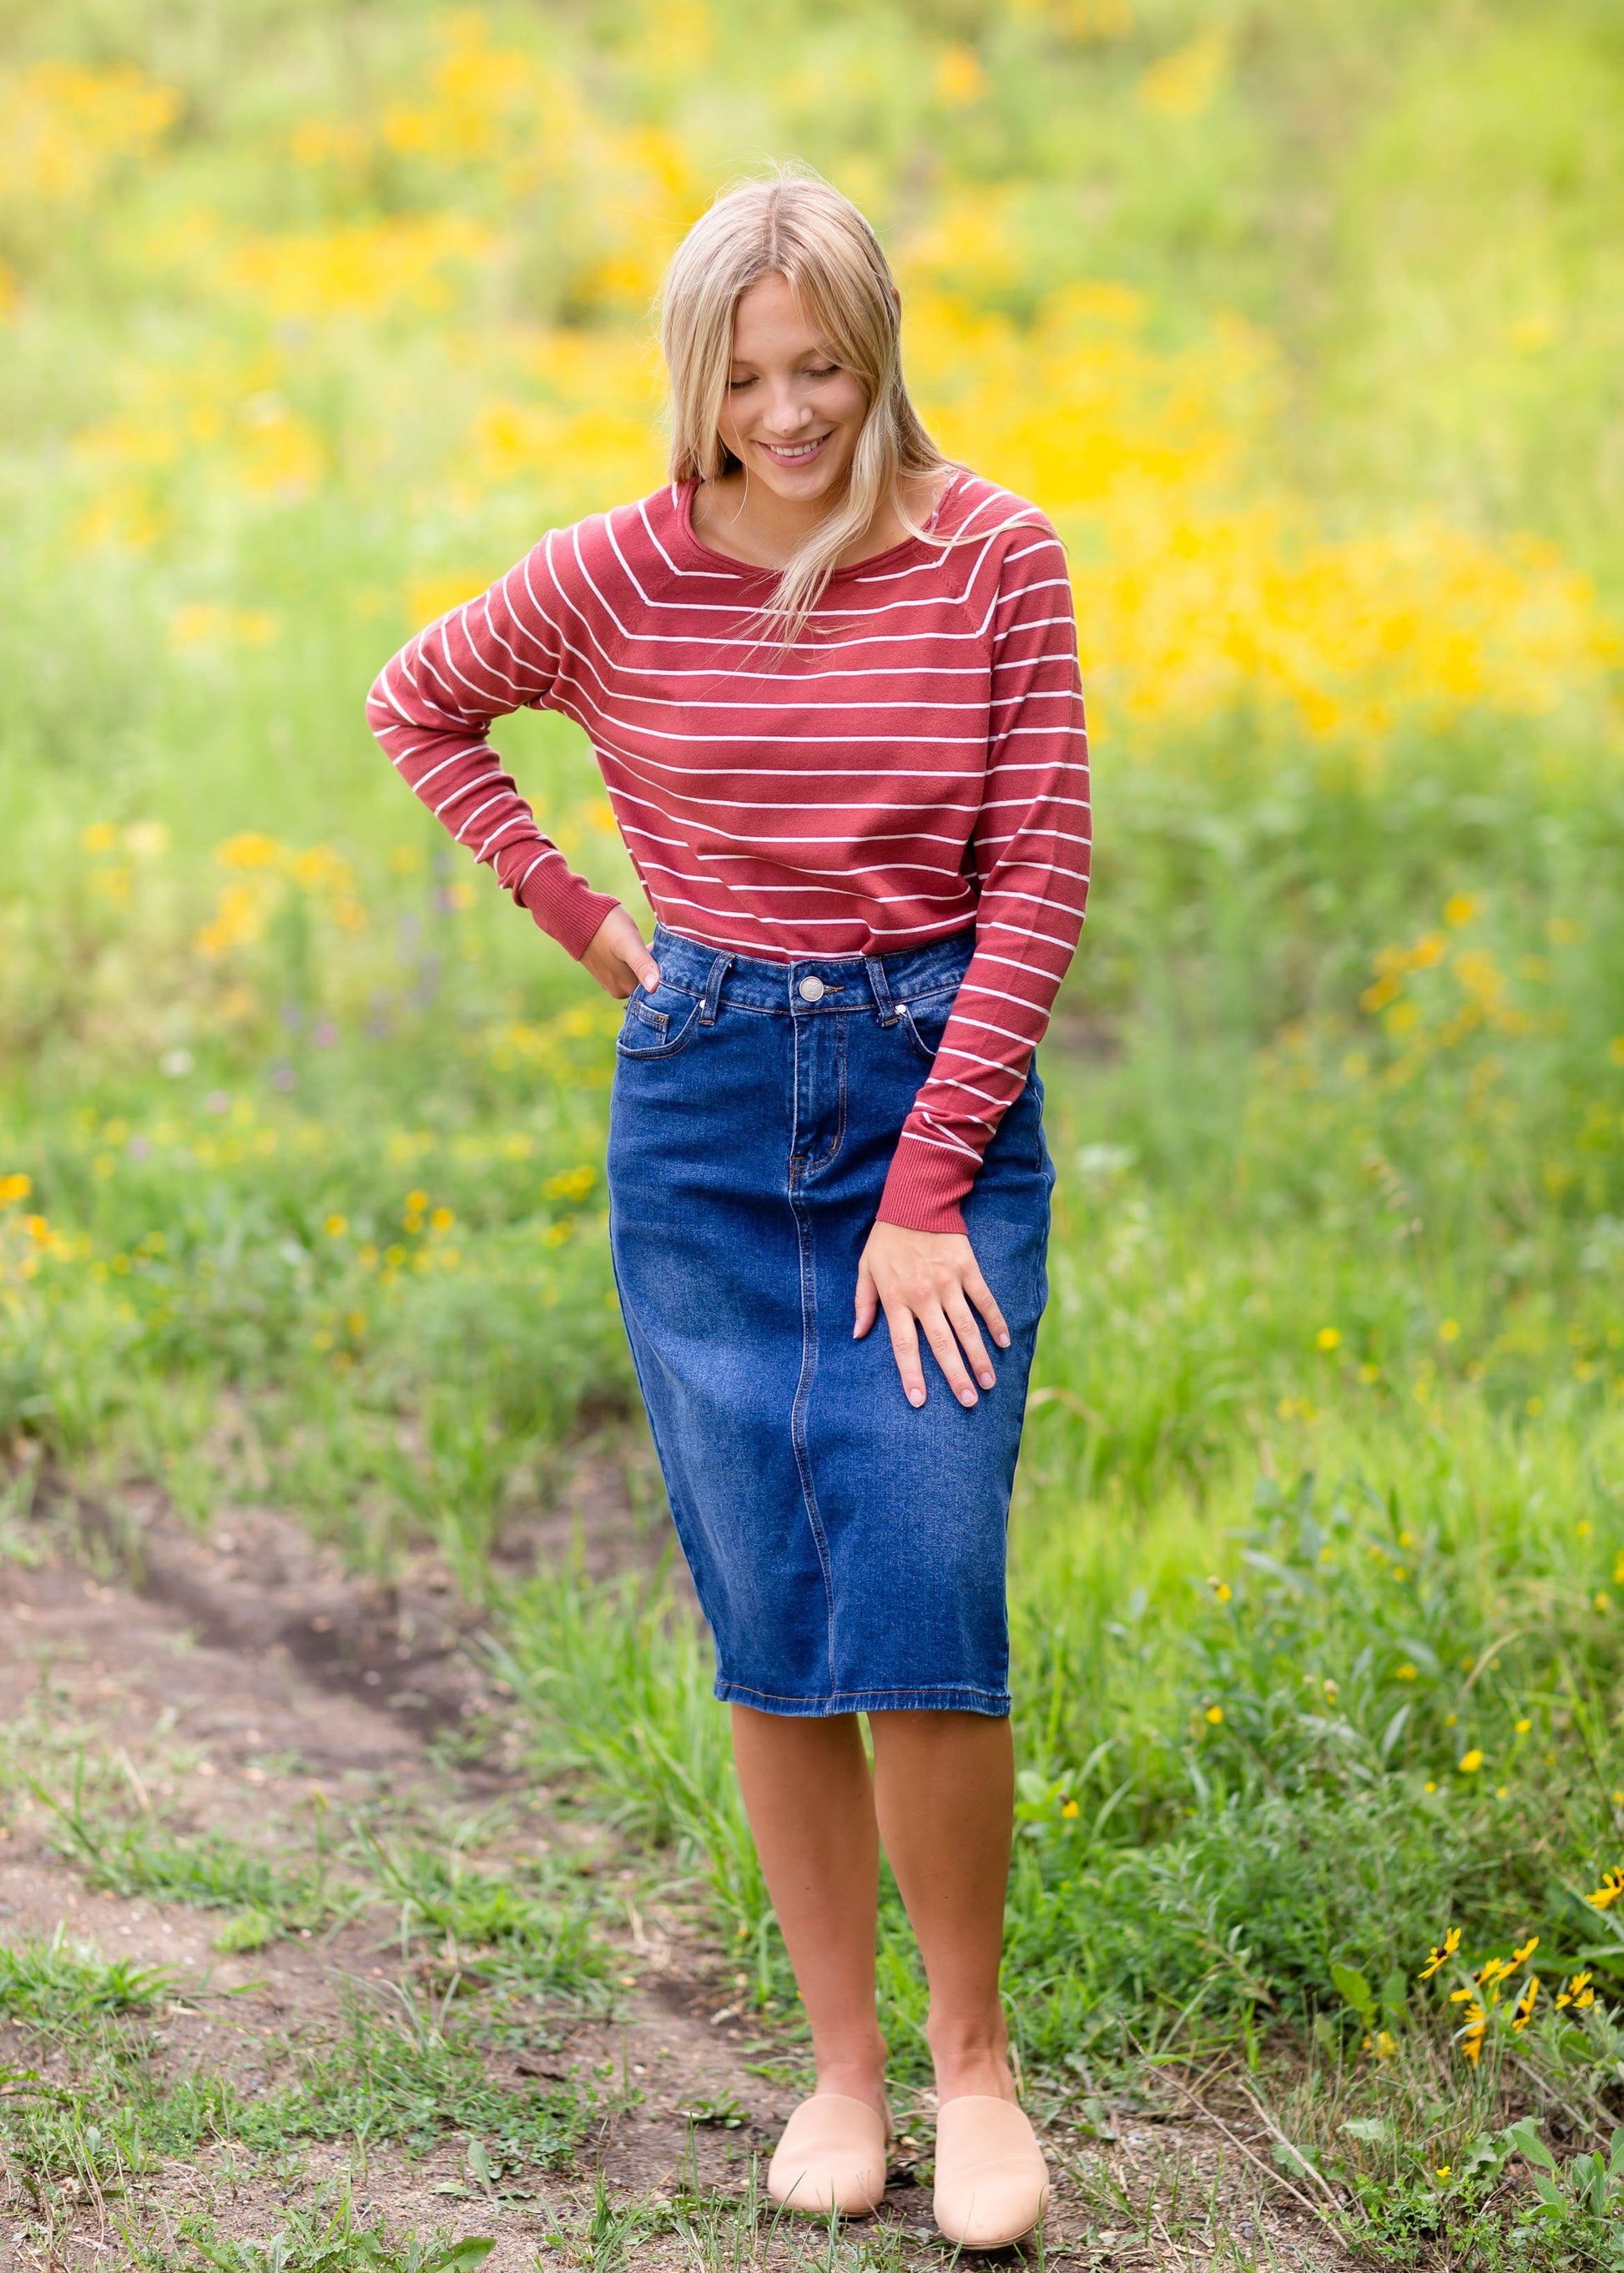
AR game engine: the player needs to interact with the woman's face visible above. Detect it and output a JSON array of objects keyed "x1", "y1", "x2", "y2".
[{"x1": 717, "y1": 272, "x2": 869, "y2": 503}]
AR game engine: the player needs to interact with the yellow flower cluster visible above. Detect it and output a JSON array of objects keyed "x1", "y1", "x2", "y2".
[
  {"x1": 71, "y1": 350, "x2": 325, "y2": 547},
  {"x1": 194, "y1": 834, "x2": 367, "y2": 957},
  {"x1": 1421, "y1": 1928, "x2": 1586, "y2": 2065},
  {"x1": 48, "y1": 18, "x2": 1621, "y2": 764},
  {"x1": 225, "y1": 214, "x2": 494, "y2": 322},
  {"x1": 906, "y1": 282, "x2": 1618, "y2": 748},
  {"x1": 0, "y1": 62, "x2": 175, "y2": 207}
]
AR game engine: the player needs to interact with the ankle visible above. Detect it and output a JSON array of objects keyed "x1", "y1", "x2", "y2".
[
  {"x1": 926, "y1": 2023, "x2": 1016, "y2": 2106},
  {"x1": 811, "y1": 2039, "x2": 889, "y2": 2120}
]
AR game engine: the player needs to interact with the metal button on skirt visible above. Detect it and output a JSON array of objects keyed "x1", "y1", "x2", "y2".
[{"x1": 607, "y1": 923, "x2": 1053, "y2": 1719}]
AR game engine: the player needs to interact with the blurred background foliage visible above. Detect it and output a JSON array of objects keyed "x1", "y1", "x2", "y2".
[{"x1": 5, "y1": 0, "x2": 1624, "y2": 2227}]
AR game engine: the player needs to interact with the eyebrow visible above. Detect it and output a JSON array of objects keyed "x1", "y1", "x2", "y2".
[{"x1": 728, "y1": 350, "x2": 837, "y2": 368}]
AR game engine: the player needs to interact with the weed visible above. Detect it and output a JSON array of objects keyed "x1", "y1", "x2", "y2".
[
  {"x1": 29, "y1": 1765, "x2": 351, "y2": 1942},
  {"x1": 136, "y1": 2195, "x2": 497, "y2": 2270},
  {"x1": 280, "y1": 1983, "x2": 597, "y2": 2168},
  {"x1": 0, "y1": 1926, "x2": 171, "y2": 2032},
  {"x1": 357, "y1": 1829, "x2": 612, "y2": 2008}
]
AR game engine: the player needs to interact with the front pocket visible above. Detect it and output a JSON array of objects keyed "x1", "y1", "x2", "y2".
[
  {"x1": 615, "y1": 988, "x2": 704, "y2": 1060},
  {"x1": 898, "y1": 985, "x2": 961, "y2": 1067}
]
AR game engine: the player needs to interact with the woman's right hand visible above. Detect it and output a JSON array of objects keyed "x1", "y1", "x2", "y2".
[{"x1": 582, "y1": 905, "x2": 661, "y2": 1000}]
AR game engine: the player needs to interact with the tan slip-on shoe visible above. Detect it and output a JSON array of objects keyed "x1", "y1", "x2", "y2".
[
  {"x1": 932, "y1": 2094, "x2": 1050, "y2": 2250},
  {"x1": 766, "y1": 2093, "x2": 890, "y2": 2217}
]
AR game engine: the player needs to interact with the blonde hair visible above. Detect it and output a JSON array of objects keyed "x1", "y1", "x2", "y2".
[{"x1": 659, "y1": 168, "x2": 951, "y2": 640}]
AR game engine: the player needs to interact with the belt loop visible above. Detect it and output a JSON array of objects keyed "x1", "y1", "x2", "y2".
[
  {"x1": 865, "y1": 950, "x2": 900, "y2": 1026},
  {"x1": 699, "y1": 950, "x2": 734, "y2": 1026}
]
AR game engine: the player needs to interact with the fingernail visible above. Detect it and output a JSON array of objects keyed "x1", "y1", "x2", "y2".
[
  {"x1": 996, "y1": 1332, "x2": 1011, "y2": 1348},
  {"x1": 908, "y1": 1389, "x2": 925, "y2": 1408},
  {"x1": 979, "y1": 1372, "x2": 995, "y2": 1388},
  {"x1": 959, "y1": 1390, "x2": 977, "y2": 1408}
]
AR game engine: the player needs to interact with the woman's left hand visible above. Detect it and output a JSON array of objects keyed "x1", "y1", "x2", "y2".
[{"x1": 854, "y1": 1222, "x2": 1010, "y2": 1409}]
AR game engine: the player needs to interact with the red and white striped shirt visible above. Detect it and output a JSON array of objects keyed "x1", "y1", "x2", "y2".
[{"x1": 366, "y1": 471, "x2": 1089, "y2": 1235}]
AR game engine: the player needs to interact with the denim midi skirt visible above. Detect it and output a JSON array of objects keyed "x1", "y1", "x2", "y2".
[{"x1": 607, "y1": 924, "x2": 1053, "y2": 1719}]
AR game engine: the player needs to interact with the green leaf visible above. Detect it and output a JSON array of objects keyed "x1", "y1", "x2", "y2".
[
  {"x1": 211, "y1": 1908, "x2": 277, "y2": 1953},
  {"x1": 1331, "y1": 1962, "x2": 1374, "y2": 2021},
  {"x1": 422, "y1": 2243, "x2": 497, "y2": 2272},
  {"x1": 1503, "y1": 2117, "x2": 1558, "y2": 2174},
  {"x1": 1340, "y1": 2116, "x2": 1391, "y2": 2144}
]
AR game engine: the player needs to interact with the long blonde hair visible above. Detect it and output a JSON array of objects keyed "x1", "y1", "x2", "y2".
[{"x1": 659, "y1": 168, "x2": 951, "y2": 640}]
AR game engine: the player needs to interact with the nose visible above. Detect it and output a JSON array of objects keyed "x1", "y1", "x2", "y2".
[{"x1": 761, "y1": 381, "x2": 815, "y2": 436}]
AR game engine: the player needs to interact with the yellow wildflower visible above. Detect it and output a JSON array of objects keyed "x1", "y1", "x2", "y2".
[
  {"x1": 1204, "y1": 1704, "x2": 1223, "y2": 1725},
  {"x1": 1512, "y1": 1976, "x2": 1540, "y2": 2031},
  {"x1": 1458, "y1": 1749, "x2": 1483, "y2": 1773},
  {"x1": 1586, "y1": 1868, "x2": 1624, "y2": 1910},
  {"x1": 1556, "y1": 1973, "x2": 1595, "y2": 2011},
  {"x1": 1418, "y1": 1926, "x2": 1461, "y2": 1980}
]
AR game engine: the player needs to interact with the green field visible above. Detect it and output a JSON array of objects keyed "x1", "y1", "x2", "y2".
[{"x1": 4, "y1": 0, "x2": 1624, "y2": 2261}]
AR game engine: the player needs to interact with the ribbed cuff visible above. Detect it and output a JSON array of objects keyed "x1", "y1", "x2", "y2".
[
  {"x1": 875, "y1": 1141, "x2": 971, "y2": 1237},
  {"x1": 513, "y1": 859, "x2": 621, "y2": 963}
]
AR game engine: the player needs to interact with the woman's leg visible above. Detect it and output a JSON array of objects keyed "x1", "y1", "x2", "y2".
[
  {"x1": 869, "y1": 1711, "x2": 1016, "y2": 2102},
  {"x1": 729, "y1": 1704, "x2": 889, "y2": 2117}
]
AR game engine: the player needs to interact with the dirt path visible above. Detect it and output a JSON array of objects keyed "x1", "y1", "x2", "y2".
[{"x1": 0, "y1": 1465, "x2": 1346, "y2": 2270}]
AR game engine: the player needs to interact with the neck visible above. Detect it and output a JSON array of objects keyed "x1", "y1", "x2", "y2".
[{"x1": 703, "y1": 466, "x2": 857, "y2": 569}]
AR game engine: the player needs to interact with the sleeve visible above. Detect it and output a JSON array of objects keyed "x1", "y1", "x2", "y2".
[
  {"x1": 876, "y1": 522, "x2": 1090, "y2": 1236},
  {"x1": 364, "y1": 532, "x2": 621, "y2": 960}
]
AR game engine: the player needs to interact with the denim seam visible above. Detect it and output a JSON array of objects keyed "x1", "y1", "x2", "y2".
[
  {"x1": 604, "y1": 1216, "x2": 709, "y2": 1594},
  {"x1": 714, "y1": 1677, "x2": 1013, "y2": 1708},
  {"x1": 615, "y1": 998, "x2": 704, "y2": 1060},
  {"x1": 801, "y1": 1008, "x2": 848, "y2": 1175},
  {"x1": 786, "y1": 1021, "x2": 838, "y2": 1686}
]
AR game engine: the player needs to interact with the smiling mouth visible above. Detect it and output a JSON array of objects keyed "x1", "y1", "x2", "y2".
[{"x1": 759, "y1": 435, "x2": 830, "y2": 465}]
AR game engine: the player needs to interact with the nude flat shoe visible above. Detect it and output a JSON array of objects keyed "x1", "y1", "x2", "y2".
[
  {"x1": 767, "y1": 2092, "x2": 890, "y2": 2217},
  {"x1": 932, "y1": 2094, "x2": 1050, "y2": 2250}
]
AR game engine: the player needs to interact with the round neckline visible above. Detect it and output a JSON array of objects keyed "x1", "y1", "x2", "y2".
[{"x1": 673, "y1": 471, "x2": 961, "y2": 583}]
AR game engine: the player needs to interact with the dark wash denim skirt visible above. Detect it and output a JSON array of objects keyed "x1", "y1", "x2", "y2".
[{"x1": 607, "y1": 922, "x2": 1053, "y2": 1719}]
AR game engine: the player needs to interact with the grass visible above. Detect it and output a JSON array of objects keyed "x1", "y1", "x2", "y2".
[
  {"x1": 29, "y1": 1766, "x2": 353, "y2": 1951},
  {"x1": 3, "y1": 0, "x2": 1624, "y2": 2260},
  {"x1": 135, "y1": 2207, "x2": 498, "y2": 2273},
  {"x1": 0, "y1": 1926, "x2": 171, "y2": 2032}
]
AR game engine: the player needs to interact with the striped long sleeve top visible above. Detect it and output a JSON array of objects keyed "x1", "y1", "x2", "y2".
[{"x1": 366, "y1": 471, "x2": 1089, "y2": 1237}]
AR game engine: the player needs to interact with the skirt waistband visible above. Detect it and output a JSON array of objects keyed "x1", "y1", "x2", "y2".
[{"x1": 647, "y1": 921, "x2": 976, "y2": 1018}]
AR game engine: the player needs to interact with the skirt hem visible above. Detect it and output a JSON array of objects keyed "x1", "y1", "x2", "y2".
[{"x1": 714, "y1": 1677, "x2": 1011, "y2": 1720}]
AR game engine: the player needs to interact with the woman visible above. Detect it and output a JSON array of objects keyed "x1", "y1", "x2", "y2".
[{"x1": 368, "y1": 169, "x2": 1088, "y2": 2249}]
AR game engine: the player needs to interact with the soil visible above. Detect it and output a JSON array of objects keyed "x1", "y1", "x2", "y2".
[{"x1": 0, "y1": 1446, "x2": 1348, "y2": 2270}]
